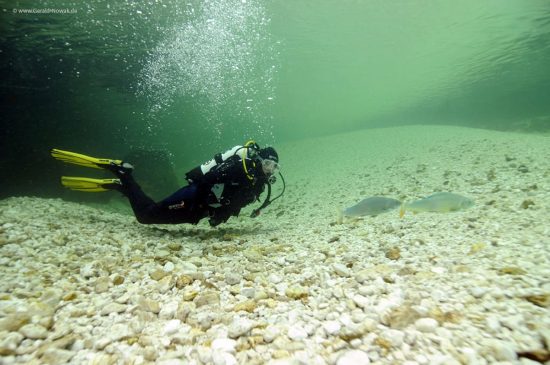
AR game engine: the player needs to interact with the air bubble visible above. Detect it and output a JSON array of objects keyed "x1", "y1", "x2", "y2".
[{"x1": 138, "y1": 0, "x2": 279, "y2": 140}]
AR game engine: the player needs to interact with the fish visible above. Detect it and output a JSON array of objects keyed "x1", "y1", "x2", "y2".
[
  {"x1": 399, "y1": 192, "x2": 474, "y2": 217},
  {"x1": 343, "y1": 196, "x2": 402, "y2": 217}
]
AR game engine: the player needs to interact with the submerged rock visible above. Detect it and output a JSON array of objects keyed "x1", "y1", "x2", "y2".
[
  {"x1": 228, "y1": 318, "x2": 254, "y2": 339},
  {"x1": 336, "y1": 350, "x2": 370, "y2": 365},
  {"x1": 41, "y1": 348, "x2": 75, "y2": 365},
  {"x1": 0, "y1": 332, "x2": 23, "y2": 355},
  {"x1": 138, "y1": 297, "x2": 161, "y2": 313},
  {"x1": 193, "y1": 291, "x2": 220, "y2": 307},
  {"x1": 100, "y1": 303, "x2": 127, "y2": 315},
  {"x1": 414, "y1": 317, "x2": 438, "y2": 333},
  {"x1": 285, "y1": 285, "x2": 309, "y2": 300},
  {"x1": 19, "y1": 323, "x2": 49, "y2": 339},
  {"x1": 0, "y1": 312, "x2": 31, "y2": 332},
  {"x1": 385, "y1": 247, "x2": 401, "y2": 260},
  {"x1": 234, "y1": 300, "x2": 256, "y2": 313}
]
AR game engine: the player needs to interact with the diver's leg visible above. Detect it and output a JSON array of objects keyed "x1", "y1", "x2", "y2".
[
  {"x1": 156, "y1": 184, "x2": 207, "y2": 224},
  {"x1": 119, "y1": 175, "x2": 205, "y2": 224},
  {"x1": 117, "y1": 174, "x2": 167, "y2": 224}
]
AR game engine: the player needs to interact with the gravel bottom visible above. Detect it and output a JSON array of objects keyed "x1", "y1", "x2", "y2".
[{"x1": 1, "y1": 126, "x2": 549, "y2": 365}]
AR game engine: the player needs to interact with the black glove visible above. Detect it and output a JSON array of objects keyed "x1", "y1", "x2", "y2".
[
  {"x1": 209, "y1": 216, "x2": 224, "y2": 227},
  {"x1": 208, "y1": 209, "x2": 229, "y2": 227}
]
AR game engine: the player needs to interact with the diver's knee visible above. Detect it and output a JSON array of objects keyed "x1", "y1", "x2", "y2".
[{"x1": 135, "y1": 215, "x2": 155, "y2": 224}]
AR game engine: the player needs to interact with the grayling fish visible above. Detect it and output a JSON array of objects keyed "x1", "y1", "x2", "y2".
[
  {"x1": 400, "y1": 192, "x2": 474, "y2": 217},
  {"x1": 343, "y1": 196, "x2": 402, "y2": 217}
]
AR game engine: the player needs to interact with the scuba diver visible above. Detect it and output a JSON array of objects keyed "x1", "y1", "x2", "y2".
[{"x1": 51, "y1": 141, "x2": 285, "y2": 227}]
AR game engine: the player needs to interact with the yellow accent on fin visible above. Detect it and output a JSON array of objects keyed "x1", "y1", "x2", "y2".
[
  {"x1": 61, "y1": 176, "x2": 120, "y2": 192},
  {"x1": 51, "y1": 149, "x2": 122, "y2": 169},
  {"x1": 399, "y1": 204, "x2": 406, "y2": 218}
]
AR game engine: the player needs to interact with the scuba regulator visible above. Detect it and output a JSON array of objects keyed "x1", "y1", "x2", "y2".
[{"x1": 238, "y1": 140, "x2": 286, "y2": 218}]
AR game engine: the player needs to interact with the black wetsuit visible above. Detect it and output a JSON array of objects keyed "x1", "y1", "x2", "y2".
[{"x1": 119, "y1": 154, "x2": 268, "y2": 226}]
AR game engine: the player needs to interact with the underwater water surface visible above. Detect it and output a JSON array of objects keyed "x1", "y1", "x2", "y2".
[{"x1": 0, "y1": 0, "x2": 549, "y2": 197}]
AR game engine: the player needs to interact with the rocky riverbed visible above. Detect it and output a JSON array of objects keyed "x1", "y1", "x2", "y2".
[{"x1": 1, "y1": 126, "x2": 549, "y2": 364}]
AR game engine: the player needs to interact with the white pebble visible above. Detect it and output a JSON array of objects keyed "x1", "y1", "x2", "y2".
[
  {"x1": 211, "y1": 338, "x2": 237, "y2": 353},
  {"x1": 240, "y1": 287, "x2": 255, "y2": 298},
  {"x1": 263, "y1": 325, "x2": 280, "y2": 343},
  {"x1": 414, "y1": 318, "x2": 438, "y2": 333},
  {"x1": 0, "y1": 332, "x2": 23, "y2": 355},
  {"x1": 225, "y1": 272, "x2": 241, "y2": 285},
  {"x1": 198, "y1": 312, "x2": 217, "y2": 330},
  {"x1": 382, "y1": 329, "x2": 405, "y2": 347},
  {"x1": 333, "y1": 263, "x2": 351, "y2": 277},
  {"x1": 157, "y1": 360, "x2": 186, "y2": 365},
  {"x1": 352, "y1": 294, "x2": 370, "y2": 308},
  {"x1": 19, "y1": 324, "x2": 48, "y2": 339},
  {"x1": 322, "y1": 320, "x2": 341, "y2": 336},
  {"x1": 491, "y1": 287, "x2": 504, "y2": 298},
  {"x1": 469, "y1": 287, "x2": 488, "y2": 298},
  {"x1": 109, "y1": 323, "x2": 133, "y2": 342},
  {"x1": 485, "y1": 316, "x2": 501, "y2": 332},
  {"x1": 288, "y1": 325, "x2": 308, "y2": 341},
  {"x1": 163, "y1": 319, "x2": 181, "y2": 336},
  {"x1": 41, "y1": 348, "x2": 75, "y2": 364},
  {"x1": 159, "y1": 301, "x2": 179, "y2": 320},
  {"x1": 115, "y1": 293, "x2": 130, "y2": 304},
  {"x1": 431, "y1": 267, "x2": 446, "y2": 275},
  {"x1": 196, "y1": 347, "x2": 212, "y2": 364},
  {"x1": 485, "y1": 339, "x2": 517, "y2": 361},
  {"x1": 80, "y1": 263, "x2": 96, "y2": 278},
  {"x1": 414, "y1": 354, "x2": 429, "y2": 364},
  {"x1": 428, "y1": 354, "x2": 455, "y2": 364},
  {"x1": 163, "y1": 261, "x2": 175, "y2": 272},
  {"x1": 95, "y1": 337, "x2": 112, "y2": 350},
  {"x1": 355, "y1": 270, "x2": 371, "y2": 284},
  {"x1": 435, "y1": 327, "x2": 452, "y2": 339},
  {"x1": 332, "y1": 286, "x2": 345, "y2": 299},
  {"x1": 180, "y1": 262, "x2": 198, "y2": 272},
  {"x1": 460, "y1": 347, "x2": 481, "y2": 364},
  {"x1": 72, "y1": 339, "x2": 85, "y2": 352},
  {"x1": 228, "y1": 318, "x2": 253, "y2": 339},
  {"x1": 501, "y1": 314, "x2": 523, "y2": 330},
  {"x1": 268, "y1": 273, "x2": 283, "y2": 284},
  {"x1": 100, "y1": 303, "x2": 127, "y2": 315},
  {"x1": 212, "y1": 351, "x2": 237, "y2": 365},
  {"x1": 336, "y1": 350, "x2": 370, "y2": 365}
]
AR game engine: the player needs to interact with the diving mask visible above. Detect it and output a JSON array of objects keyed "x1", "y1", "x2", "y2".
[{"x1": 261, "y1": 158, "x2": 280, "y2": 176}]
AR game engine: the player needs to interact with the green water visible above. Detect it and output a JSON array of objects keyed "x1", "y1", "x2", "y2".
[{"x1": 1, "y1": 0, "x2": 549, "y2": 198}]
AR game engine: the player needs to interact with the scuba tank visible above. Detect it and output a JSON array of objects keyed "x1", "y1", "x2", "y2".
[{"x1": 185, "y1": 141, "x2": 260, "y2": 183}]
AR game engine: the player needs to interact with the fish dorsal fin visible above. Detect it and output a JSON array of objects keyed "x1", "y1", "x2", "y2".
[
  {"x1": 399, "y1": 203, "x2": 406, "y2": 218},
  {"x1": 336, "y1": 208, "x2": 344, "y2": 224}
]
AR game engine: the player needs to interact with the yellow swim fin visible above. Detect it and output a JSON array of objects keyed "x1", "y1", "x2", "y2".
[
  {"x1": 51, "y1": 149, "x2": 123, "y2": 170},
  {"x1": 61, "y1": 176, "x2": 122, "y2": 192}
]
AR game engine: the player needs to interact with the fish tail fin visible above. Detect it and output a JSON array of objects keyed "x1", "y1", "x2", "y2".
[{"x1": 399, "y1": 203, "x2": 406, "y2": 218}]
